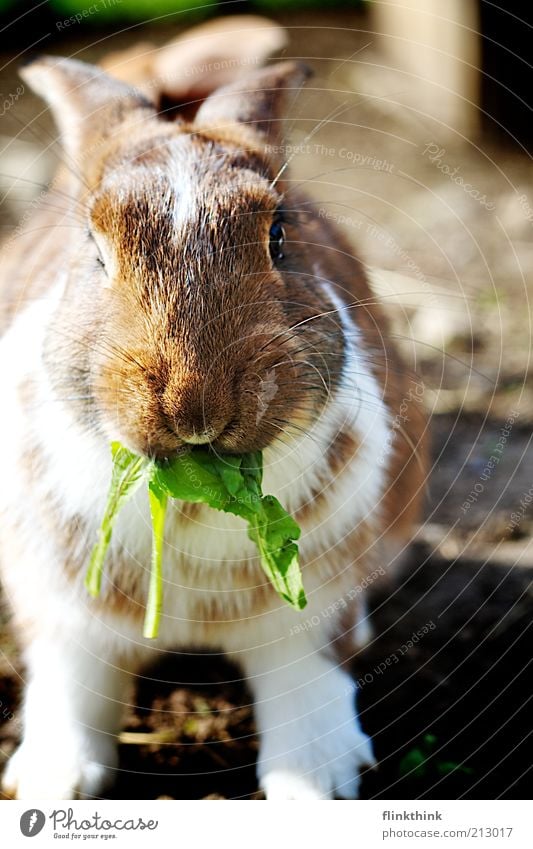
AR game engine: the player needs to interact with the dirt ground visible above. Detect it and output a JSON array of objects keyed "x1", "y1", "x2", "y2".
[{"x1": 0, "y1": 11, "x2": 532, "y2": 799}]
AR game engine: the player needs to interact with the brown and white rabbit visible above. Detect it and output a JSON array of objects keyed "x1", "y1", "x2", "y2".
[{"x1": 0, "y1": 18, "x2": 427, "y2": 799}]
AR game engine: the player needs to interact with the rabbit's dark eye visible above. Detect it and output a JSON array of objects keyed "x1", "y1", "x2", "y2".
[
  {"x1": 269, "y1": 219, "x2": 285, "y2": 262},
  {"x1": 88, "y1": 227, "x2": 107, "y2": 272}
]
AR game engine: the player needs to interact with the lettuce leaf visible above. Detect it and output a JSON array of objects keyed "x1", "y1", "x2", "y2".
[
  {"x1": 86, "y1": 443, "x2": 306, "y2": 638},
  {"x1": 248, "y1": 495, "x2": 304, "y2": 609}
]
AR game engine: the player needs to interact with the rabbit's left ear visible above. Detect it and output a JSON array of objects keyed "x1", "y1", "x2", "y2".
[
  {"x1": 194, "y1": 61, "x2": 312, "y2": 148},
  {"x1": 19, "y1": 56, "x2": 155, "y2": 161}
]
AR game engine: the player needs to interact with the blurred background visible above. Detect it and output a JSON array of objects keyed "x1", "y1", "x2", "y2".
[{"x1": 0, "y1": 0, "x2": 532, "y2": 799}]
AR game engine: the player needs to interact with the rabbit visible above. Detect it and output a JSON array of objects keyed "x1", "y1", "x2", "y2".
[{"x1": 0, "y1": 18, "x2": 427, "y2": 800}]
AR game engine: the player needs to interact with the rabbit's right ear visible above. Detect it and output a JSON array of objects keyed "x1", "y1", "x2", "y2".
[
  {"x1": 194, "y1": 60, "x2": 312, "y2": 149},
  {"x1": 19, "y1": 56, "x2": 154, "y2": 162}
]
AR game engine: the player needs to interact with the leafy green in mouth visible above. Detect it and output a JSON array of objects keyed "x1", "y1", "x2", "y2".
[{"x1": 85, "y1": 443, "x2": 306, "y2": 638}]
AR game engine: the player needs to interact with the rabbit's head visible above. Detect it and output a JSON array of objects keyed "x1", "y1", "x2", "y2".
[{"x1": 22, "y1": 56, "x2": 350, "y2": 458}]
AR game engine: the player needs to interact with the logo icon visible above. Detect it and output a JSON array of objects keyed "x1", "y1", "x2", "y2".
[{"x1": 20, "y1": 809, "x2": 46, "y2": 837}]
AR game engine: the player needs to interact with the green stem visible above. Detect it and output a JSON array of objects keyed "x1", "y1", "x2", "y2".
[
  {"x1": 85, "y1": 453, "x2": 148, "y2": 598},
  {"x1": 85, "y1": 527, "x2": 112, "y2": 597}
]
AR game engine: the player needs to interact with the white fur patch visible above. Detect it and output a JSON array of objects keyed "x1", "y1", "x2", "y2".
[
  {"x1": 2, "y1": 635, "x2": 124, "y2": 799},
  {"x1": 240, "y1": 632, "x2": 375, "y2": 798}
]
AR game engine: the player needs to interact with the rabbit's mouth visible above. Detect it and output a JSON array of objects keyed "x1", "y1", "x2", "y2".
[{"x1": 127, "y1": 397, "x2": 321, "y2": 462}]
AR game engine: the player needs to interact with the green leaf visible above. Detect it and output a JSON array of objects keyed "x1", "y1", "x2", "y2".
[
  {"x1": 216, "y1": 454, "x2": 244, "y2": 497},
  {"x1": 85, "y1": 443, "x2": 151, "y2": 597},
  {"x1": 153, "y1": 449, "x2": 229, "y2": 509},
  {"x1": 436, "y1": 761, "x2": 474, "y2": 776},
  {"x1": 398, "y1": 747, "x2": 427, "y2": 778},
  {"x1": 86, "y1": 443, "x2": 307, "y2": 638},
  {"x1": 248, "y1": 495, "x2": 306, "y2": 610}
]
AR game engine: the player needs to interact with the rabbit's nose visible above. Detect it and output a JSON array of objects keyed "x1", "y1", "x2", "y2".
[
  {"x1": 161, "y1": 370, "x2": 233, "y2": 446},
  {"x1": 171, "y1": 407, "x2": 230, "y2": 446},
  {"x1": 180, "y1": 425, "x2": 222, "y2": 445}
]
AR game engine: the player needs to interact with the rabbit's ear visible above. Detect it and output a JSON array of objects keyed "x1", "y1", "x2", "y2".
[
  {"x1": 194, "y1": 60, "x2": 312, "y2": 148},
  {"x1": 19, "y1": 56, "x2": 154, "y2": 160},
  {"x1": 101, "y1": 15, "x2": 288, "y2": 108}
]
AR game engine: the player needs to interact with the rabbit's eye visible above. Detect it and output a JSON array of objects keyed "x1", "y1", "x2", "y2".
[
  {"x1": 88, "y1": 228, "x2": 107, "y2": 272},
  {"x1": 269, "y1": 219, "x2": 285, "y2": 262}
]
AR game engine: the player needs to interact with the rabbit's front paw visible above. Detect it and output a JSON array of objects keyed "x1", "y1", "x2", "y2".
[
  {"x1": 247, "y1": 643, "x2": 376, "y2": 800},
  {"x1": 259, "y1": 717, "x2": 375, "y2": 800},
  {"x1": 2, "y1": 735, "x2": 117, "y2": 800}
]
